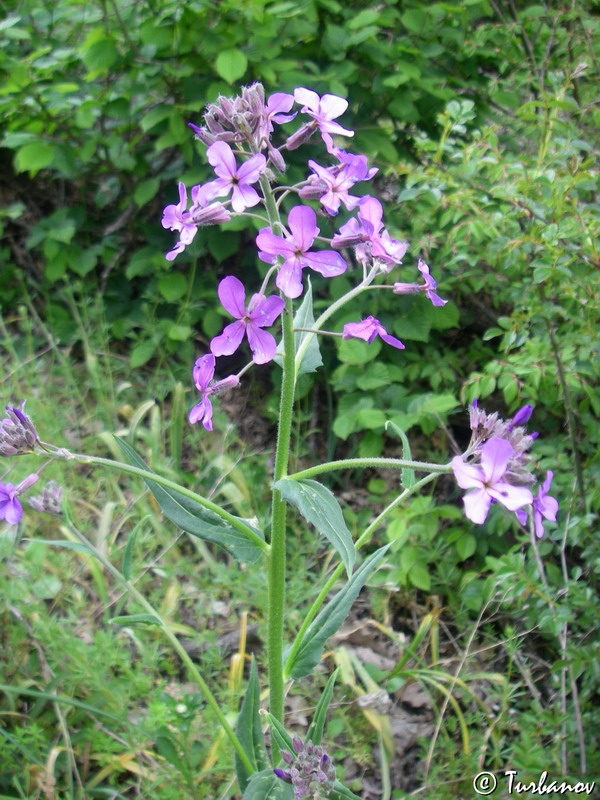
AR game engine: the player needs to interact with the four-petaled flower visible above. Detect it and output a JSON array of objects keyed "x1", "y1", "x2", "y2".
[
  {"x1": 452, "y1": 437, "x2": 533, "y2": 524},
  {"x1": 393, "y1": 259, "x2": 447, "y2": 306},
  {"x1": 516, "y1": 470, "x2": 559, "y2": 537},
  {"x1": 189, "y1": 354, "x2": 240, "y2": 431},
  {"x1": 343, "y1": 316, "x2": 405, "y2": 350},
  {"x1": 332, "y1": 196, "x2": 407, "y2": 268},
  {"x1": 198, "y1": 142, "x2": 266, "y2": 212},
  {"x1": 302, "y1": 151, "x2": 377, "y2": 215},
  {"x1": 256, "y1": 206, "x2": 347, "y2": 299},
  {"x1": 294, "y1": 87, "x2": 354, "y2": 151},
  {"x1": 161, "y1": 182, "x2": 198, "y2": 261},
  {"x1": 210, "y1": 276, "x2": 286, "y2": 364}
]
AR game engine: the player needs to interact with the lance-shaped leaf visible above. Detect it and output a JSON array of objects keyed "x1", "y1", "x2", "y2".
[
  {"x1": 385, "y1": 419, "x2": 415, "y2": 489},
  {"x1": 116, "y1": 438, "x2": 265, "y2": 563},
  {"x1": 235, "y1": 656, "x2": 267, "y2": 791},
  {"x1": 275, "y1": 277, "x2": 323, "y2": 375},
  {"x1": 306, "y1": 667, "x2": 338, "y2": 745},
  {"x1": 242, "y1": 769, "x2": 294, "y2": 800},
  {"x1": 287, "y1": 545, "x2": 390, "y2": 679},
  {"x1": 274, "y1": 478, "x2": 355, "y2": 575}
]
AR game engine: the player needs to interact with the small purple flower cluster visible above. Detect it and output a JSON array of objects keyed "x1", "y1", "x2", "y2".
[
  {"x1": 274, "y1": 736, "x2": 336, "y2": 799},
  {"x1": 160, "y1": 83, "x2": 447, "y2": 430},
  {"x1": 451, "y1": 400, "x2": 558, "y2": 535},
  {"x1": 0, "y1": 403, "x2": 39, "y2": 456}
]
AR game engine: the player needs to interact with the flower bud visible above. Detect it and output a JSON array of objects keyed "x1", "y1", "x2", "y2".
[
  {"x1": 285, "y1": 121, "x2": 317, "y2": 150},
  {"x1": 29, "y1": 481, "x2": 63, "y2": 515}
]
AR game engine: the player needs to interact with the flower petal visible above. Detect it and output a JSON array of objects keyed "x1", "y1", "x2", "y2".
[
  {"x1": 236, "y1": 153, "x2": 266, "y2": 184},
  {"x1": 451, "y1": 456, "x2": 485, "y2": 490},
  {"x1": 231, "y1": 183, "x2": 260, "y2": 212},
  {"x1": 462, "y1": 488, "x2": 492, "y2": 524},
  {"x1": 287, "y1": 206, "x2": 319, "y2": 252},
  {"x1": 256, "y1": 229, "x2": 296, "y2": 258},
  {"x1": 210, "y1": 320, "x2": 246, "y2": 357},
  {"x1": 480, "y1": 436, "x2": 513, "y2": 484},
  {"x1": 301, "y1": 249, "x2": 347, "y2": 277},
  {"x1": 207, "y1": 141, "x2": 237, "y2": 178},
  {"x1": 294, "y1": 87, "x2": 320, "y2": 111},
  {"x1": 488, "y1": 483, "x2": 533, "y2": 512},
  {"x1": 246, "y1": 324, "x2": 278, "y2": 364},
  {"x1": 218, "y1": 276, "x2": 246, "y2": 319},
  {"x1": 192, "y1": 354, "x2": 216, "y2": 391},
  {"x1": 276, "y1": 262, "x2": 304, "y2": 299},
  {"x1": 320, "y1": 94, "x2": 349, "y2": 119},
  {"x1": 248, "y1": 294, "x2": 286, "y2": 327}
]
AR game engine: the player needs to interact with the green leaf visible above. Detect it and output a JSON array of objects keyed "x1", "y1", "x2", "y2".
[
  {"x1": 130, "y1": 340, "x2": 157, "y2": 368},
  {"x1": 23, "y1": 539, "x2": 96, "y2": 556},
  {"x1": 109, "y1": 614, "x2": 162, "y2": 626},
  {"x1": 385, "y1": 420, "x2": 415, "y2": 489},
  {"x1": 293, "y1": 278, "x2": 322, "y2": 374},
  {"x1": 155, "y1": 726, "x2": 186, "y2": 771},
  {"x1": 14, "y1": 142, "x2": 55, "y2": 175},
  {"x1": 235, "y1": 656, "x2": 267, "y2": 792},
  {"x1": 288, "y1": 545, "x2": 390, "y2": 679},
  {"x1": 242, "y1": 769, "x2": 294, "y2": 799},
  {"x1": 408, "y1": 563, "x2": 431, "y2": 591},
  {"x1": 115, "y1": 438, "x2": 265, "y2": 563},
  {"x1": 122, "y1": 516, "x2": 149, "y2": 580},
  {"x1": 215, "y1": 48, "x2": 248, "y2": 84},
  {"x1": 158, "y1": 273, "x2": 187, "y2": 302},
  {"x1": 134, "y1": 178, "x2": 160, "y2": 207},
  {"x1": 456, "y1": 534, "x2": 476, "y2": 561},
  {"x1": 306, "y1": 668, "x2": 338, "y2": 744},
  {"x1": 274, "y1": 479, "x2": 355, "y2": 576},
  {"x1": 338, "y1": 337, "x2": 381, "y2": 364},
  {"x1": 329, "y1": 783, "x2": 364, "y2": 800}
]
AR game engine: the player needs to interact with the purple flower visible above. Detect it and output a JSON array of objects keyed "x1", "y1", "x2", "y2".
[
  {"x1": 210, "y1": 276, "x2": 285, "y2": 364},
  {"x1": 256, "y1": 206, "x2": 347, "y2": 299},
  {"x1": 343, "y1": 316, "x2": 405, "y2": 350},
  {"x1": 189, "y1": 355, "x2": 240, "y2": 431},
  {"x1": 300, "y1": 151, "x2": 377, "y2": 215},
  {"x1": 332, "y1": 196, "x2": 407, "y2": 267},
  {"x1": 294, "y1": 87, "x2": 354, "y2": 151},
  {"x1": 393, "y1": 259, "x2": 447, "y2": 306},
  {"x1": 0, "y1": 473, "x2": 39, "y2": 525},
  {"x1": 198, "y1": 142, "x2": 266, "y2": 212},
  {"x1": 516, "y1": 470, "x2": 559, "y2": 537},
  {"x1": 451, "y1": 437, "x2": 533, "y2": 524},
  {"x1": 264, "y1": 92, "x2": 296, "y2": 133},
  {"x1": 1, "y1": 401, "x2": 39, "y2": 456},
  {"x1": 161, "y1": 182, "x2": 198, "y2": 261}
]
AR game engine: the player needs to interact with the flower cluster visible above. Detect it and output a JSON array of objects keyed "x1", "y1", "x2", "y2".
[
  {"x1": 274, "y1": 736, "x2": 336, "y2": 799},
  {"x1": 1, "y1": 403, "x2": 40, "y2": 456},
  {"x1": 451, "y1": 401, "x2": 558, "y2": 535},
  {"x1": 160, "y1": 83, "x2": 447, "y2": 430}
]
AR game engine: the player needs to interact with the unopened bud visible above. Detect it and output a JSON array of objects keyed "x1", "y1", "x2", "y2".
[
  {"x1": 29, "y1": 480, "x2": 63, "y2": 515},
  {"x1": 192, "y1": 202, "x2": 232, "y2": 226},
  {"x1": 285, "y1": 121, "x2": 317, "y2": 150},
  {"x1": 268, "y1": 144, "x2": 287, "y2": 174}
]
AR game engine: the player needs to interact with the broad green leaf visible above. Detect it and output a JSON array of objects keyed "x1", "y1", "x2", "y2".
[
  {"x1": 14, "y1": 142, "x2": 55, "y2": 175},
  {"x1": 158, "y1": 272, "x2": 187, "y2": 302},
  {"x1": 274, "y1": 479, "x2": 355, "y2": 575},
  {"x1": 134, "y1": 178, "x2": 160, "y2": 207},
  {"x1": 130, "y1": 340, "x2": 157, "y2": 368},
  {"x1": 116, "y1": 438, "x2": 265, "y2": 563},
  {"x1": 215, "y1": 48, "x2": 248, "y2": 84},
  {"x1": 456, "y1": 534, "x2": 477, "y2": 561},
  {"x1": 155, "y1": 726, "x2": 186, "y2": 771},
  {"x1": 306, "y1": 668, "x2": 338, "y2": 744},
  {"x1": 242, "y1": 769, "x2": 294, "y2": 799},
  {"x1": 109, "y1": 614, "x2": 161, "y2": 626},
  {"x1": 338, "y1": 337, "x2": 381, "y2": 364},
  {"x1": 288, "y1": 545, "x2": 390, "y2": 679},
  {"x1": 235, "y1": 656, "x2": 267, "y2": 792}
]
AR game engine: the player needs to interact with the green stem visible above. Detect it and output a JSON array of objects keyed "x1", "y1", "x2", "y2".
[
  {"x1": 288, "y1": 458, "x2": 451, "y2": 481},
  {"x1": 294, "y1": 267, "x2": 378, "y2": 372},
  {"x1": 283, "y1": 472, "x2": 440, "y2": 678},
  {"x1": 55, "y1": 450, "x2": 268, "y2": 553},
  {"x1": 259, "y1": 173, "x2": 296, "y2": 731},
  {"x1": 65, "y1": 520, "x2": 254, "y2": 776}
]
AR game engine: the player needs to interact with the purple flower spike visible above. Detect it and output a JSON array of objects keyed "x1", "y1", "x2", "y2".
[
  {"x1": 162, "y1": 182, "x2": 198, "y2": 261},
  {"x1": 343, "y1": 316, "x2": 405, "y2": 350},
  {"x1": 516, "y1": 470, "x2": 558, "y2": 537},
  {"x1": 256, "y1": 206, "x2": 347, "y2": 299},
  {"x1": 200, "y1": 142, "x2": 266, "y2": 212},
  {"x1": 452, "y1": 437, "x2": 533, "y2": 524},
  {"x1": 210, "y1": 276, "x2": 285, "y2": 364},
  {"x1": 189, "y1": 355, "x2": 240, "y2": 431},
  {"x1": 294, "y1": 87, "x2": 354, "y2": 151}
]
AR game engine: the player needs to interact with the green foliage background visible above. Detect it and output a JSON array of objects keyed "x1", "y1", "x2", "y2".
[{"x1": 1, "y1": 0, "x2": 598, "y2": 797}]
